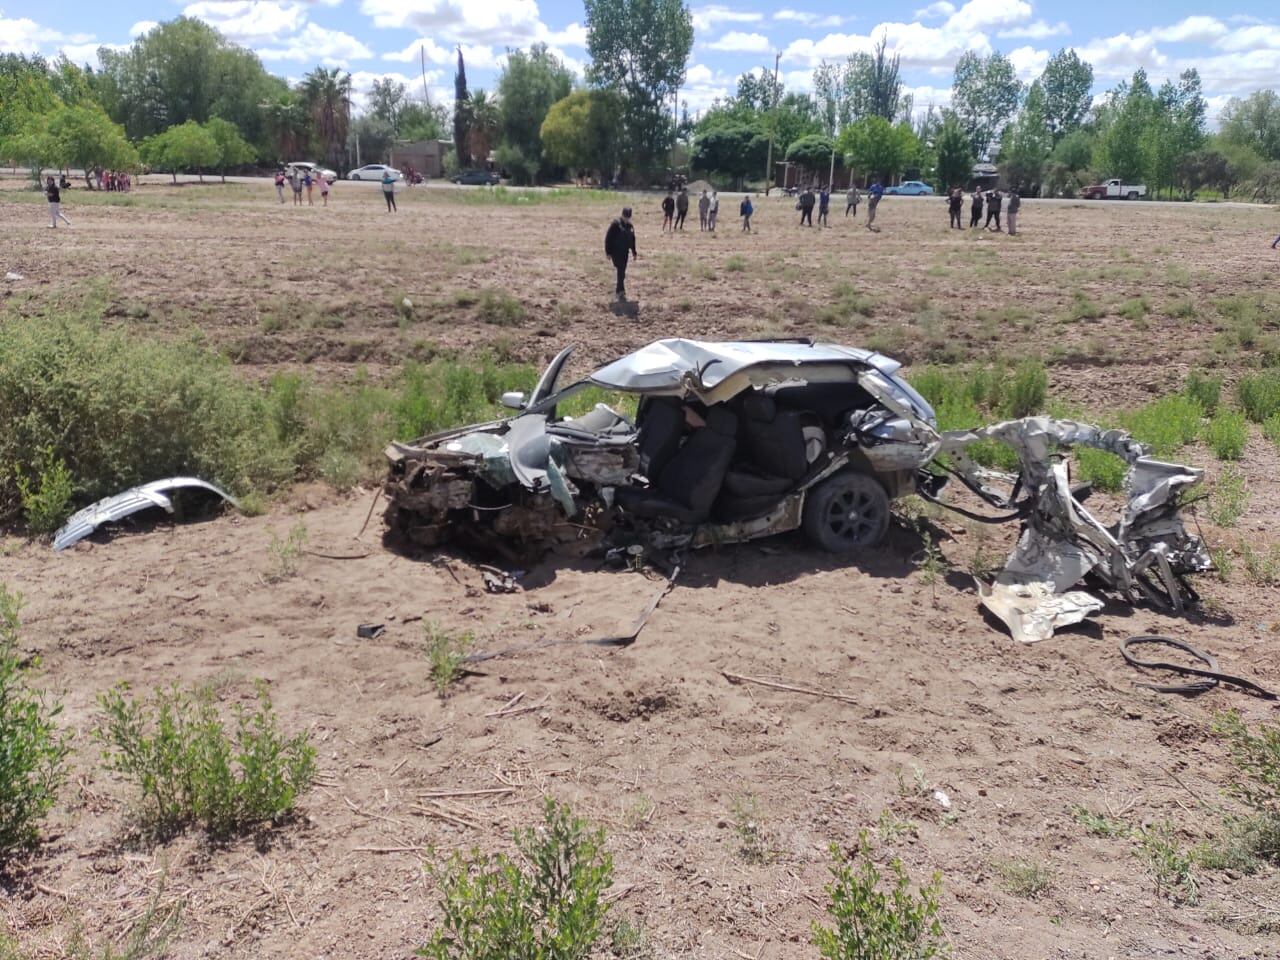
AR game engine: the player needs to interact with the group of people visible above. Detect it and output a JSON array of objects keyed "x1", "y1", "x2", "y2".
[
  {"x1": 795, "y1": 183, "x2": 885, "y2": 230},
  {"x1": 92, "y1": 167, "x2": 131, "y2": 192},
  {"x1": 948, "y1": 187, "x2": 1021, "y2": 234},
  {"x1": 274, "y1": 167, "x2": 332, "y2": 207},
  {"x1": 661, "y1": 188, "x2": 754, "y2": 234}
]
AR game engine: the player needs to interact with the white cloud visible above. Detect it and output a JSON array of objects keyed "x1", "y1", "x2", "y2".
[
  {"x1": 257, "y1": 21, "x2": 373, "y2": 64},
  {"x1": 183, "y1": 1, "x2": 307, "y2": 44},
  {"x1": 997, "y1": 19, "x2": 1068, "y2": 40},
  {"x1": 383, "y1": 38, "x2": 502, "y2": 68},
  {"x1": 348, "y1": 68, "x2": 449, "y2": 111},
  {"x1": 691, "y1": 4, "x2": 763, "y2": 33},
  {"x1": 1213, "y1": 24, "x2": 1280, "y2": 52},
  {"x1": 0, "y1": 13, "x2": 94, "y2": 53},
  {"x1": 784, "y1": 22, "x2": 990, "y2": 70},
  {"x1": 943, "y1": 0, "x2": 1031, "y2": 31},
  {"x1": 1148, "y1": 16, "x2": 1227, "y2": 44},
  {"x1": 683, "y1": 62, "x2": 737, "y2": 111},
  {"x1": 57, "y1": 40, "x2": 131, "y2": 65},
  {"x1": 902, "y1": 83, "x2": 952, "y2": 112},
  {"x1": 129, "y1": 20, "x2": 158, "y2": 37},
  {"x1": 361, "y1": 0, "x2": 544, "y2": 45},
  {"x1": 775, "y1": 9, "x2": 845, "y2": 28},
  {"x1": 1005, "y1": 44, "x2": 1048, "y2": 80},
  {"x1": 707, "y1": 30, "x2": 771, "y2": 53},
  {"x1": 1073, "y1": 32, "x2": 1167, "y2": 78},
  {"x1": 913, "y1": 2, "x2": 955, "y2": 20},
  {"x1": 1174, "y1": 47, "x2": 1280, "y2": 96},
  {"x1": 537, "y1": 21, "x2": 587, "y2": 47}
]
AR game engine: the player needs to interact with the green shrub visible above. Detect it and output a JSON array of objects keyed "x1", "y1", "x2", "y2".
[
  {"x1": 1116, "y1": 296, "x2": 1150, "y2": 321},
  {"x1": 1071, "y1": 805, "x2": 1131, "y2": 838},
  {"x1": 816, "y1": 282, "x2": 876, "y2": 325},
  {"x1": 1137, "y1": 823, "x2": 1199, "y2": 905},
  {"x1": 0, "y1": 584, "x2": 70, "y2": 857},
  {"x1": 426, "y1": 622, "x2": 472, "y2": 696},
  {"x1": 1074, "y1": 447, "x2": 1127, "y2": 492},
  {"x1": 1238, "y1": 372, "x2": 1280, "y2": 423},
  {"x1": 1214, "y1": 711, "x2": 1280, "y2": 863},
  {"x1": 1064, "y1": 292, "x2": 1103, "y2": 321},
  {"x1": 730, "y1": 795, "x2": 771, "y2": 864},
  {"x1": 15, "y1": 447, "x2": 75, "y2": 534},
  {"x1": 811, "y1": 832, "x2": 947, "y2": 960},
  {"x1": 1122, "y1": 395, "x2": 1204, "y2": 457},
  {"x1": 1265, "y1": 413, "x2": 1280, "y2": 448},
  {"x1": 724, "y1": 255, "x2": 748, "y2": 272},
  {"x1": 1004, "y1": 360, "x2": 1047, "y2": 418},
  {"x1": 419, "y1": 798, "x2": 613, "y2": 960},
  {"x1": 1207, "y1": 466, "x2": 1249, "y2": 527},
  {"x1": 476, "y1": 289, "x2": 525, "y2": 326},
  {"x1": 0, "y1": 310, "x2": 291, "y2": 520},
  {"x1": 997, "y1": 858, "x2": 1053, "y2": 899},
  {"x1": 1183, "y1": 371, "x2": 1221, "y2": 413},
  {"x1": 95, "y1": 680, "x2": 316, "y2": 838},
  {"x1": 1203, "y1": 409, "x2": 1248, "y2": 460}
]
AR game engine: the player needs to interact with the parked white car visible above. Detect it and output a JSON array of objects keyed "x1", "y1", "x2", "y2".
[
  {"x1": 285, "y1": 161, "x2": 337, "y2": 183},
  {"x1": 348, "y1": 164, "x2": 401, "y2": 181}
]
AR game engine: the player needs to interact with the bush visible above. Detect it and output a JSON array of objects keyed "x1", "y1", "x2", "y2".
[
  {"x1": 1183, "y1": 370, "x2": 1221, "y2": 413},
  {"x1": 1204, "y1": 409, "x2": 1248, "y2": 460},
  {"x1": 425, "y1": 622, "x2": 472, "y2": 696},
  {"x1": 1238, "y1": 372, "x2": 1280, "y2": 423},
  {"x1": 1004, "y1": 360, "x2": 1047, "y2": 418},
  {"x1": 1074, "y1": 447, "x2": 1128, "y2": 492},
  {"x1": 476, "y1": 289, "x2": 525, "y2": 326},
  {"x1": 1214, "y1": 711, "x2": 1280, "y2": 863},
  {"x1": 15, "y1": 447, "x2": 75, "y2": 534},
  {"x1": 95, "y1": 681, "x2": 316, "y2": 837},
  {"x1": 1265, "y1": 413, "x2": 1280, "y2": 448},
  {"x1": 1207, "y1": 466, "x2": 1250, "y2": 526},
  {"x1": 816, "y1": 282, "x2": 876, "y2": 326},
  {"x1": 1122, "y1": 395, "x2": 1204, "y2": 457},
  {"x1": 0, "y1": 584, "x2": 70, "y2": 857},
  {"x1": 419, "y1": 798, "x2": 613, "y2": 960},
  {"x1": 811, "y1": 832, "x2": 947, "y2": 960},
  {"x1": 1137, "y1": 822, "x2": 1198, "y2": 905},
  {"x1": 0, "y1": 310, "x2": 291, "y2": 519}
]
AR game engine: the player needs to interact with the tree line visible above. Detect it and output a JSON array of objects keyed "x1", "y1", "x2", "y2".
[{"x1": 3, "y1": 2, "x2": 1279, "y2": 199}]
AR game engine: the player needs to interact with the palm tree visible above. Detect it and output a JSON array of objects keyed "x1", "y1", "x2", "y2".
[
  {"x1": 260, "y1": 91, "x2": 309, "y2": 162},
  {"x1": 465, "y1": 90, "x2": 501, "y2": 165},
  {"x1": 299, "y1": 67, "x2": 352, "y2": 172}
]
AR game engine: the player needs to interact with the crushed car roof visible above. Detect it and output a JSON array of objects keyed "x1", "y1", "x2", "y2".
[{"x1": 588, "y1": 338, "x2": 904, "y2": 395}]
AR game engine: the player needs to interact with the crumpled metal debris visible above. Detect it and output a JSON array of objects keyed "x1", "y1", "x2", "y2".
[
  {"x1": 53, "y1": 477, "x2": 241, "y2": 552},
  {"x1": 940, "y1": 417, "x2": 1211, "y2": 642}
]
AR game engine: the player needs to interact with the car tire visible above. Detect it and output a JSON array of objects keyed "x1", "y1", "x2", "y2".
[
  {"x1": 1127, "y1": 191, "x2": 1138, "y2": 200},
  {"x1": 350, "y1": 173, "x2": 359, "y2": 180},
  {"x1": 801, "y1": 471, "x2": 890, "y2": 553}
]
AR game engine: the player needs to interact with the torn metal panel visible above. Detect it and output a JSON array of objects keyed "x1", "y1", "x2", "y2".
[
  {"x1": 939, "y1": 416, "x2": 1210, "y2": 642},
  {"x1": 53, "y1": 477, "x2": 241, "y2": 552}
]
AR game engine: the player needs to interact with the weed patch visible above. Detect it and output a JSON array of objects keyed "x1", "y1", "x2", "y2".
[
  {"x1": 95, "y1": 681, "x2": 316, "y2": 838},
  {"x1": 476, "y1": 289, "x2": 525, "y2": 326},
  {"x1": 1064, "y1": 292, "x2": 1104, "y2": 322},
  {"x1": 0, "y1": 585, "x2": 69, "y2": 857},
  {"x1": 730, "y1": 795, "x2": 771, "y2": 864},
  {"x1": 1183, "y1": 370, "x2": 1221, "y2": 413},
  {"x1": 425, "y1": 622, "x2": 472, "y2": 696},
  {"x1": 815, "y1": 282, "x2": 876, "y2": 326},
  {"x1": 1203, "y1": 409, "x2": 1248, "y2": 460},
  {"x1": 419, "y1": 798, "x2": 612, "y2": 960},
  {"x1": 1207, "y1": 467, "x2": 1249, "y2": 527},
  {"x1": 1116, "y1": 296, "x2": 1150, "y2": 321},
  {"x1": 811, "y1": 832, "x2": 946, "y2": 960},
  {"x1": 1121, "y1": 395, "x2": 1204, "y2": 457},
  {"x1": 1137, "y1": 823, "x2": 1198, "y2": 905},
  {"x1": 1214, "y1": 711, "x2": 1280, "y2": 863},
  {"x1": 1074, "y1": 447, "x2": 1127, "y2": 492},
  {"x1": 1071, "y1": 805, "x2": 1131, "y2": 838},
  {"x1": 15, "y1": 447, "x2": 74, "y2": 535},
  {"x1": 266, "y1": 520, "x2": 308, "y2": 582},
  {"x1": 1238, "y1": 372, "x2": 1280, "y2": 423},
  {"x1": 997, "y1": 859, "x2": 1053, "y2": 899}
]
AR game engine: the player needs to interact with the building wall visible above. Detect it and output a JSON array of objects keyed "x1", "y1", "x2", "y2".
[{"x1": 389, "y1": 140, "x2": 452, "y2": 179}]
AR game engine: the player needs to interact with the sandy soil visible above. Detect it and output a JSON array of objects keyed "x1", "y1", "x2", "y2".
[{"x1": 1, "y1": 179, "x2": 1279, "y2": 959}]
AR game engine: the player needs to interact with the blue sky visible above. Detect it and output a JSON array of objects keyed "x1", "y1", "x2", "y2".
[{"x1": 5, "y1": 0, "x2": 1279, "y2": 122}]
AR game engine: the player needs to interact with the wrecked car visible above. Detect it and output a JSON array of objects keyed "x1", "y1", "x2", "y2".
[
  {"x1": 384, "y1": 338, "x2": 942, "y2": 559},
  {"x1": 936, "y1": 417, "x2": 1212, "y2": 642}
]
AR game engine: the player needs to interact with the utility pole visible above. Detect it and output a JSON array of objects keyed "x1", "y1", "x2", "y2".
[{"x1": 764, "y1": 51, "x2": 780, "y2": 196}]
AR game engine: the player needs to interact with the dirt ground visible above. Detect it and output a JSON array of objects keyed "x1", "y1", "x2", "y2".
[{"x1": 1, "y1": 178, "x2": 1279, "y2": 959}]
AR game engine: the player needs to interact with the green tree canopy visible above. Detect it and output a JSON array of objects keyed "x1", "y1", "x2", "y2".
[
  {"x1": 934, "y1": 115, "x2": 973, "y2": 189},
  {"x1": 142, "y1": 119, "x2": 220, "y2": 182},
  {"x1": 838, "y1": 116, "x2": 918, "y2": 184},
  {"x1": 786, "y1": 133, "x2": 838, "y2": 175},
  {"x1": 951, "y1": 51, "x2": 1023, "y2": 159},
  {"x1": 585, "y1": 0, "x2": 693, "y2": 175},
  {"x1": 692, "y1": 123, "x2": 768, "y2": 188},
  {"x1": 0, "y1": 54, "x2": 59, "y2": 145},
  {"x1": 497, "y1": 44, "x2": 574, "y2": 183},
  {"x1": 48, "y1": 103, "x2": 138, "y2": 181},
  {"x1": 1219, "y1": 89, "x2": 1280, "y2": 162},
  {"x1": 204, "y1": 116, "x2": 256, "y2": 181},
  {"x1": 1038, "y1": 48, "x2": 1093, "y2": 143},
  {"x1": 299, "y1": 67, "x2": 352, "y2": 174},
  {"x1": 540, "y1": 89, "x2": 623, "y2": 177},
  {"x1": 999, "y1": 81, "x2": 1051, "y2": 193}
]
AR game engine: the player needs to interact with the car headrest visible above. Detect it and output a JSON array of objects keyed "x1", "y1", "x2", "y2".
[
  {"x1": 742, "y1": 391, "x2": 776, "y2": 422},
  {"x1": 705, "y1": 407, "x2": 739, "y2": 436}
]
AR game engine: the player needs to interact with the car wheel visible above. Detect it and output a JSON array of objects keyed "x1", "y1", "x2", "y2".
[
  {"x1": 801, "y1": 471, "x2": 890, "y2": 553},
  {"x1": 1127, "y1": 191, "x2": 1138, "y2": 200},
  {"x1": 350, "y1": 173, "x2": 359, "y2": 180}
]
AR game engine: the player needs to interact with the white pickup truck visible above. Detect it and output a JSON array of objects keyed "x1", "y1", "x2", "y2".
[{"x1": 1082, "y1": 178, "x2": 1147, "y2": 200}]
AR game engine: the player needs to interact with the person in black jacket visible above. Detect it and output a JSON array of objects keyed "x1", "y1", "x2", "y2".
[
  {"x1": 985, "y1": 189, "x2": 1003, "y2": 231},
  {"x1": 969, "y1": 188, "x2": 984, "y2": 228},
  {"x1": 947, "y1": 188, "x2": 963, "y2": 229},
  {"x1": 604, "y1": 208, "x2": 638, "y2": 301},
  {"x1": 798, "y1": 187, "x2": 815, "y2": 226},
  {"x1": 661, "y1": 192, "x2": 675, "y2": 232}
]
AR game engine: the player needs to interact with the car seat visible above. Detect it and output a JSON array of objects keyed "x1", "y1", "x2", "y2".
[
  {"x1": 634, "y1": 397, "x2": 685, "y2": 479},
  {"x1": 614, "y1": 407, "x2": 738, "y2": 523}
]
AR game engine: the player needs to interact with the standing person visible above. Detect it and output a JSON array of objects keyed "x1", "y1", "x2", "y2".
[
  {"x1": 274, "y1": 168, "x2": 286, "y2": 203},
  {"x1": 675, "y1": 188, "x2": 689, "y2": 230},
  {"x1": 45, "y1": 176, "x2": 71, "y2": 228},
  {"x1": 798, "y1": 187, "x2": 815, "y2": 226},
  {"x1": 969, "y1": 188, "x2": 984, "y2": 228},
  {"x1": 604, "y1": 206, "x2": 638, "y2": 301},
  {"x1": 1273, "y1": 233, "x2": 1279, "y2": 249},
  {"x1": 740, "y1": 195, "x2": 753, "y2": 232},
  {"x1": 698, "y1": 190, "x2": 710, "y2": 231},
  {"x1": 290, "y1": 168, "x2": 304, "y2": 206},
  {"x1": 948, "y1": 188, "x2": 964, "y2": 229},
  {"x1": 319, "y1": 173, "x2": 330, "y2": 206},
  {"x1": 865, "y1": 180, "x2": 884, "y2": 231},
  {"x1": 303, "y1": 171, "x2": 314, "y2": 206},
  {"x1": 1006, "y1": 188, "x2": 1020, "y2": 235},
  {"x1": 661, "y1": 192, "x2": 675, "y2": 232},
  {"x1": 708, "y1": 191, "x2": 719, "y2": 232},
  {"x1": 845, "y1": 184, "x2": 860, "y2": 217},
  {"x1": 381, "y1": 169, "x2": 397, "y2": 212},
  {"x1": 818, "y1": 186, "x2": 830, "y2": 227},
  {"x1": 985, "y1": 189, "x2": 1003, "y2": 232}
]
